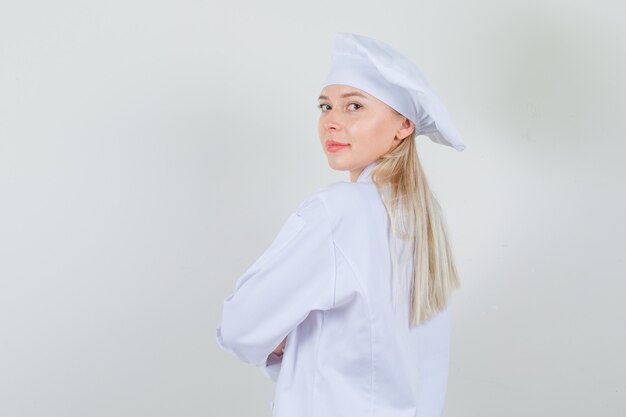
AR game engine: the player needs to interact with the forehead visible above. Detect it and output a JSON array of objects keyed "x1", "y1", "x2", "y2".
[{"x1": 318, "y1": 84, "x2": 371, "y2": 100}]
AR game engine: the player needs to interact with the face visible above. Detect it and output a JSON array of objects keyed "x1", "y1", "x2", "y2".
[{"x1": 318, "y1": 84, "x2": 414, "y2": 182}]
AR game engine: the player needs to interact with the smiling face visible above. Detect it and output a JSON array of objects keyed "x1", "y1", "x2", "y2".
[{"x1": 318, "y1": 84, "x2": 414, "y2": 182}]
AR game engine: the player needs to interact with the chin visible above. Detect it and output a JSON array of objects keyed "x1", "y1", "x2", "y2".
[
  {"x1": 325, "y1": 157, "x2": 353, "y2": 172},
  {"x1": 326, "y1": 154, "x2": 348, "y2": 167}
]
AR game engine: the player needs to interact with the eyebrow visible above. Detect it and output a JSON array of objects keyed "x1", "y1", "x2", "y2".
[{"x1": 318, "y1": 91, "x2": 369, "y2": 101}]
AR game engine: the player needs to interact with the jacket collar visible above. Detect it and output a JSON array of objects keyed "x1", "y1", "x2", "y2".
[{"x1": 356, "y1": 160, "x2": 379, "y2": 184}]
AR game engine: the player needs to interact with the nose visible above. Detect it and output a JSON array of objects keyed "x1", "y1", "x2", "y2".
[{"x1": 321, "y1": 107, "x2": 342, "y2": 132}]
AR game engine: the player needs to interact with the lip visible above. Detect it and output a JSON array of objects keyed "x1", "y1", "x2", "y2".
[{"x1": 326, "y1": 140, "x2": 350, "y2": 152}]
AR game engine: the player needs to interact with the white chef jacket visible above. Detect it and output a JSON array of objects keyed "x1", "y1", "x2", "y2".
[{"x1": 216, "y1": 160, "x2": 452, "y2": 417}]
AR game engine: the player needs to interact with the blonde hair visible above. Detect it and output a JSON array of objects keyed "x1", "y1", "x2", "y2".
[{"x1": 369, "y1": 130, "x2": 461, "y2": 327}]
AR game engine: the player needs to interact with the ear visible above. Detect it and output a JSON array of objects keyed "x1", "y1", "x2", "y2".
[{"x1": 395, "y1": 117, "x2": 415, "y2": 141}]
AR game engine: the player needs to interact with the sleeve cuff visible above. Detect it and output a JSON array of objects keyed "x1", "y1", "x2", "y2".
[{"x1": 259, "y1": 352, "x2": 283, "y2": 382}]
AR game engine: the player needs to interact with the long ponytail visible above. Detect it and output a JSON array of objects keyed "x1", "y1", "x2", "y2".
[{"x1": 369, "y1": 131, "x2": 461, "y2": 327}]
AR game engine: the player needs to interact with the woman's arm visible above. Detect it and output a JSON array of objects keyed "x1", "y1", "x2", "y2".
[{"x1": 266, "y1": 336, "x2": 286, "y2": 365}]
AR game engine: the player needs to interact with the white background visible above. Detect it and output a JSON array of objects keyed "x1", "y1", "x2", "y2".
[{"x1": 1, "y1": 1, "x2": 625, "y2": 416}]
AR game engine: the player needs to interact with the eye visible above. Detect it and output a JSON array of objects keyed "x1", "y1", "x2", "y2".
[{"x1": 318, "y1": 102, "x2": 362, "y2": 112}]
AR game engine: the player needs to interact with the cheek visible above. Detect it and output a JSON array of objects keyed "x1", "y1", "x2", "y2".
[{"x1": 352, "y1": 116, "x2": 394, "y2": 149}]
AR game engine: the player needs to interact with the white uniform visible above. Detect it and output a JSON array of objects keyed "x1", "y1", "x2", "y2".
[{"x1": 216, "y1": 160, "x2": 451, "y2": 417}]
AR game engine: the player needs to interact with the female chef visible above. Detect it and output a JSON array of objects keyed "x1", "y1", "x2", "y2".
[{"x1": 216, "y1": 32, "x2": 467, "y2": 417}]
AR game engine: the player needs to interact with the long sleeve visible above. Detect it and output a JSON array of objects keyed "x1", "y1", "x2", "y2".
[{"x1": 215, "y1": 195, "x2": 336, "y2": 367}]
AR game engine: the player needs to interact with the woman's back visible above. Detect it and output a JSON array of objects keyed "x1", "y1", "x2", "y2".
[{"x1": 217, "y1": 160, "x2": 451, "y2": 417}]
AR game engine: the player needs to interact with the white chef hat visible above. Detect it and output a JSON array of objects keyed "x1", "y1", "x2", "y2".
[{"x1": 321, "y1": 32, "x2": 466, "y2": 152}]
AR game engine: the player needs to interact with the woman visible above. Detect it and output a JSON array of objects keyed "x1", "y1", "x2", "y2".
[{"x1": 216, "y1": 32, "x2": 466, "y2": 417}]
